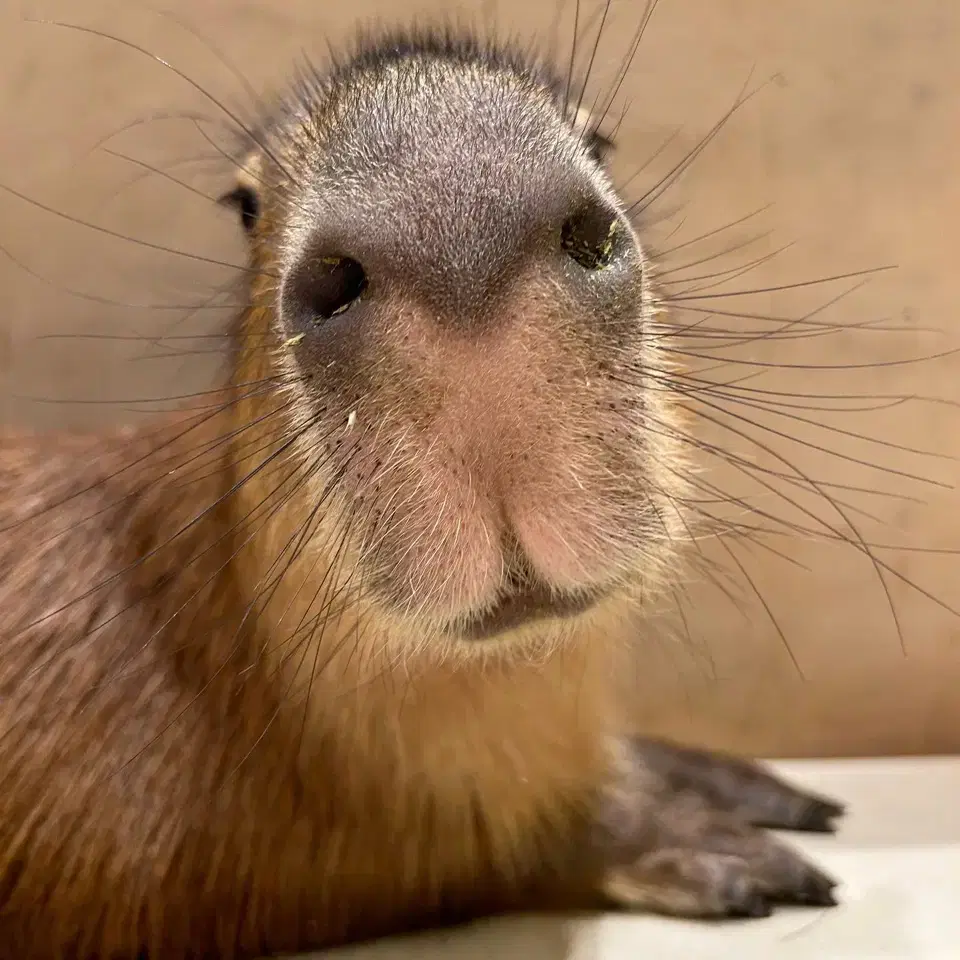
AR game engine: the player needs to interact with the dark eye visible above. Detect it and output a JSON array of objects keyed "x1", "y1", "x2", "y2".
[
  {"x1": 561, "y1": 209, "x2": 624, "y2": 271},
  {"x1": 219, "y1": 185, "x2": 260, "y2": 233}
]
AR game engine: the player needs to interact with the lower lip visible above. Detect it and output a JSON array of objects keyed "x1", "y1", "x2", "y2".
[{"x1": 457, "y1": 588, "x2": 602, "y2": 642}]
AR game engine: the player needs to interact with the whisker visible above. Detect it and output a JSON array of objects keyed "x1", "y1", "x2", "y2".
[
  {"x1": 655, "y1": 204, "x2": 774, "y2": 258},
  {"x1": 572, "y1": 0, "x2": 613, "y2": 139},
  {"x1": 663, "y1": 264, "x2": 897, "y2": 303},
  {"x1": 0, "y1": 177, "x2": 264, "y2": 277},
  {"x1": 26, "y1": 18, "x2": 296, "y2": 184}
]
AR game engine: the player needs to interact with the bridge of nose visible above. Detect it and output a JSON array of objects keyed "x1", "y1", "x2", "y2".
[
  {"x1": 314, "y1": 156, "x2": 581, "y2": 323},
  {"x1": 298, "y1": 72, "x2": 593, "y2": 300}
]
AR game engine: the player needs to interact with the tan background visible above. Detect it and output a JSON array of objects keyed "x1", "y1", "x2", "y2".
[{"x1": 1, "y1": 0, "x2": 958, "y2": 758}]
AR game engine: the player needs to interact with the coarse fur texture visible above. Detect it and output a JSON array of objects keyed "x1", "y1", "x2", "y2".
[{"x1": 0, "y1": 24, "x2": 844, "y2": 959}]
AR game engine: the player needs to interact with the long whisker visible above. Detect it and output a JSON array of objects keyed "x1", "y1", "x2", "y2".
[{"x1": 25, "y1": 18, "x2": 295, "y2": 183}]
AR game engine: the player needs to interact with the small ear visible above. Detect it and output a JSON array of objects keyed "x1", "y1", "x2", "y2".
[
  {"x1": 218, "y1": 152, "x2": 264, "y2": 234},
  {"x1": 572, "y1": 105, "x2": 616, "y2": 163}
]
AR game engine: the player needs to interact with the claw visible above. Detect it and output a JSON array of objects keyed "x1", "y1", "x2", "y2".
[
  {"x1": 793, "y1": 872, "x2": 840, "y2": 907},
  {"x1": 727, "y1": 891, "x2": 772, "y2": 919},
  {"x1": 794, "y1": 798, "x2": 846, "y2": 834}
]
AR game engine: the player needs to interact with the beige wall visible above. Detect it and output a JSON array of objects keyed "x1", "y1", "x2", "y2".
[{"x1": 2, "y1": 1, "x2": 958, "y2": 758}]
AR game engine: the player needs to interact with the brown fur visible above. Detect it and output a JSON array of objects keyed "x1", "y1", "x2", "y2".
[
  {"x1": 0, "y1": 410, "x2": 618, "y2": 956},
  {"x1": 0, "y1": 26, "x2": 843, "y2": 958}
]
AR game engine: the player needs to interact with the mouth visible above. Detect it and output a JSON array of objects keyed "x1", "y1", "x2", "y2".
[{"x1": 456, "y1": 581, "x2": 605, "y2": 642}]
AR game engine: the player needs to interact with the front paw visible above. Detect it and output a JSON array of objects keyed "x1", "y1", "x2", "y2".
[
  {"x1": 601, "y1": 810, "x2": 838, "y2": 919},
  {"x1": 596, "y1": 738, "x2": 843, "y2": 919},
  {"x1": 627, "y1": 737, "x2": 846, "y2": 834}
]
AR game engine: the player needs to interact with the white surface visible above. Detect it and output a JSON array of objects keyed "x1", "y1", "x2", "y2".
[{"x1": 310, "y1": 758, "x2": 960, "y2": 960}]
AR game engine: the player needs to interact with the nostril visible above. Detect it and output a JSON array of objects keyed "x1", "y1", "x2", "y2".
[
  {"x1": 561, "y1": 207, "x2": 626, "y2": 271},
  {"x1": 285, "y1": 255, "x2": 368, "y2": 326}
]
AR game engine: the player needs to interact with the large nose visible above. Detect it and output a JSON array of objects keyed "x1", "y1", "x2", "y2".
[{"x1": 278, "y1": 190, "x2": 634, "y2": 338}]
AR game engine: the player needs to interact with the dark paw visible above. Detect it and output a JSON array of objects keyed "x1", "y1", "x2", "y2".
[
  {"x1": 716, "y1": 862, "x2": 838, "y2": 919},
  {"x1": 602, "y1": 828, "x2": 840, "y2": 920},
  {"x1": 629, "y1": 737, "x2": 847, "y2": 834},
  {"x1": 597, "y1": 737, "x2": 844, "y2": 920},
  {"x1": 790, "y1": 869, "x2": 840, "y2": 908},
  {"x1": 782, "y1": 795, "x2": 846, "y2": 834}
]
